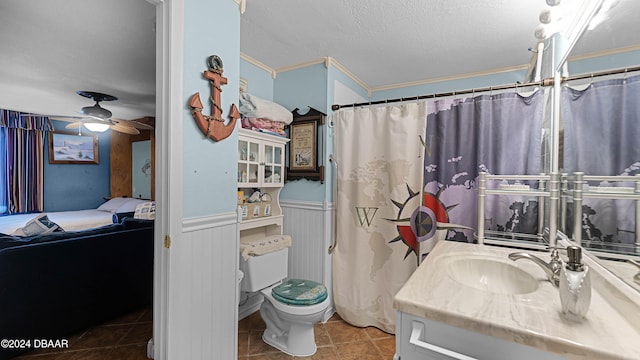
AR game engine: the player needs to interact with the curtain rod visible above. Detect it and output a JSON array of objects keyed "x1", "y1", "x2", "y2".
[{"x1": 331, "y1": 65, "x2": 640, "y2": 111}]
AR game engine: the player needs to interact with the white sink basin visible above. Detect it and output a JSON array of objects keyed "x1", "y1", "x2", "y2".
[{"x1": 446, "y1": 257, "x2": 539, "y2": 295}]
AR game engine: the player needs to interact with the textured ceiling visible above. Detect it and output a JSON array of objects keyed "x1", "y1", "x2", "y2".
[
  {"x1": 241, "y1": 0, "x2": 640, "y2": 90},
  {"x1": 241, "y1": 0, "x2": 549, "y2": 89},
  {"x1": 0, "y1": 0, "x2": 638, "y2": 120},
  {"x1": 0, "y1": 0, "x2": 156, "y2": 119}
]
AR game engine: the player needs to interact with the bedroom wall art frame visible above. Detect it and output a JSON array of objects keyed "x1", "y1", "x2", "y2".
[
  {"x1": 48, "y1": 130, "x2": 99, "y2": 164},
  {"x1": 286, "y1": 107, "x2": 325, "y2": 182}
]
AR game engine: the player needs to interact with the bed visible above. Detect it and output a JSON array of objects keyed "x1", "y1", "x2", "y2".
[
  {"x1": 0, "y1": 197, "x2": 150, "y2": 234},
  {"x1": 0, "y1": 218, "x2": 154, "y2": 359}
]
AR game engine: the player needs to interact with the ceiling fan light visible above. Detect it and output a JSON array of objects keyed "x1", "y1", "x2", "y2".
[
  {"x1": 81, "y1": 105, "x2": 112, "y2": 119},
  {"x1": 84, "y1": 123, "x2": 110, "y2": 132}
]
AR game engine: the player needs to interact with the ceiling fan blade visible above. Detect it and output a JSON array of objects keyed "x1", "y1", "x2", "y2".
[
  {"x1": 65, "y1": 122, "x2": 83, "y2": 129},
  {"x1": 110, "y1": 122, "x2": 140, "y2": 135},
  {"x1": 112, "y1": 118, "x2": 154, "y2": 130},
  {"x1": 127, "y1": 120, "x2": 154, "y2": 130}
]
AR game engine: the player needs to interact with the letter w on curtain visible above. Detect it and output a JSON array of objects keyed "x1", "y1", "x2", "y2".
[{"x1": 333, "y1": 102, "x2": 426, "y2": 333}]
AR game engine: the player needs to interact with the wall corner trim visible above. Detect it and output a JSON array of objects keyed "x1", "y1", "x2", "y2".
[
  {"x1": 325, "y1": 58, "x2": 370, "y2": 94},
  {"x1": 232, "y1": 0, "x2": 245, "y2": 13}
]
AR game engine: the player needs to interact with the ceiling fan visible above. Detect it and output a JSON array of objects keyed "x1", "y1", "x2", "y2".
[{"x1": 50, "y1": 91, "x2": 154, "y2": 135}]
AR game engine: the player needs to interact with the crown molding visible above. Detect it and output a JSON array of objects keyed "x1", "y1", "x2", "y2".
[
  {"x1": 240, "y1": 52, "x2": 277, "y2": 79},
  {"x1": 274, "y1": 58, "x2": 327, "y2": 74},
  {"x1": 271, "y1": 57, "x2": 530, "y2": 96},
  {"x1": 567, "y1": 44, "x2": 640, "y2": 62},
  {"x1": 232, "y1": 0, "x2": 245, "y2": 14},
  {"x1": 370, "y1": 64, "x2": 529, "y2": 93},
  {"x1": 240, "y1": 46, "x2": 640, "y2": 97},
  {"x1": 240, "y1": 54, "x2": 530, "y2": 97},
  {"x1": 324, "y1": 57, "x2": 371, "y2": 97}
]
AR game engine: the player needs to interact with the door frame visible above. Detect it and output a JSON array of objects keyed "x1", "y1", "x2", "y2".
[{"x1": 146, "y1": 0, "x2": 184, "y2": 358}]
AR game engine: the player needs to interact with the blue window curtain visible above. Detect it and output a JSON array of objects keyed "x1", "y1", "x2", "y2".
[
  {"x1": 0, "y1": 110, "x2": 54, "y2": 215},
  {"x1": 0, "y1": 126, "x2": 6, "y2": 214}
]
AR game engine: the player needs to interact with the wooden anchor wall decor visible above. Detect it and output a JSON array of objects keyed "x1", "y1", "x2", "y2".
[{"x1": 189, "y1": 55, "x2": 240, "y2": 141}]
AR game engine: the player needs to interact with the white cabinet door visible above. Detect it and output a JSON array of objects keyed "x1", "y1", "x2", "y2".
[
  {"x1": 238, "y1": 129, "x2": 288, "y2": 188},
  {"x1": 262, "y1": 142, "x2": 285, "y2": 187},
  {"x1": 238, "y1": 136, "x2": 261, "y2": 187}
]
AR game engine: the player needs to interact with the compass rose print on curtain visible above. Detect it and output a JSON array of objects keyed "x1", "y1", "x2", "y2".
[
  {"x1": 387, "y1": 186, "x2": 454, "y2": 263},
  {"x1": 333, "y1": 102, "x2": 427, "y2": 333}
]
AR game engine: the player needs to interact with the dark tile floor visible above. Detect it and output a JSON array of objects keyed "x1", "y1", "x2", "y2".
[
  {"x1": 10, "y1": 308, "x2": 396, "y2": 359},
  {"x1": 10, "y1": 307, "x2": 152, "y2": 360}
]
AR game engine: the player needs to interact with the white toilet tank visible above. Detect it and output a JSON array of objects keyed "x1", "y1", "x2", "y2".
[{"x1": 240, "y1": 247, "x2": 288, "y2": 292}]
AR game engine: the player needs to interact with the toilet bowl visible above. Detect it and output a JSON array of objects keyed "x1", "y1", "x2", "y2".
[
  {"x1": 259, "y1": 281, "x2": 330, "y2": 356},
  {"x1": 239, "y1": 244, "x2": 330, "y2": 356}
]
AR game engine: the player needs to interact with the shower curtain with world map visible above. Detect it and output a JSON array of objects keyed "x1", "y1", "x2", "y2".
[
  {"x1": 333, "y1": 102, "x2": 427, "y2": 333},
  {"x1": 421, "y1": 92, "x2": 545, "y2": 252},
  {"x1": 562, "y1": 75, "x2": 640, "y2": 252},
  {"x1": 333, "y1": 92, "x2": 544, "y2": 333}
]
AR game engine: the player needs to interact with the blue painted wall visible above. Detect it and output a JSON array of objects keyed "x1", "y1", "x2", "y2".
[
  {"x1": 43, "y1": 120, "x2": 111, "y2": 211},
  {"x1": 274, "y1": 63, "x2": 328, "y2": 112},
  {"x1": 240, "y1": 59, "x2": 274, "y2": 101},
  {"x1": 370, "y1": 70, "x2": 527, "y2": 102},
  {"x1": 274, "y1": 64, "x2": 328, "y2": 202},
  {"x1": 567, "y1": 50, "x2": 640, "y2": 75},
  {"x1": 182, "y1": 0, "x2": 240, "y2": 218}
]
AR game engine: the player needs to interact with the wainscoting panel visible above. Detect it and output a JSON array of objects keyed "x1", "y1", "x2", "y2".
[
  {"x1": 167, "y1": 213, "x2": 238, "y2": 360},
  {"x1": 281, "y1": 200, "x2": 334, "y2": 319}
]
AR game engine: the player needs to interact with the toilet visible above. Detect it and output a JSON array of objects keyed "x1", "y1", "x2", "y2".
[{"x1": 240, "y1": 239, "x2": 330, "y2": 357}]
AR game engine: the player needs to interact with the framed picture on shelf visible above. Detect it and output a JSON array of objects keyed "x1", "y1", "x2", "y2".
[
  {"x1": 287, "y1": 107, "x2": 325, "y2": 182},
  {"x1": 48, "y1": 130, "x2": 99, "y2": 164}
]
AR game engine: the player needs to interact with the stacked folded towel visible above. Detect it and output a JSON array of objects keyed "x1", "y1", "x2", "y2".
[{"x1": 240, "y1": 234, "x2": 292, "y2": 261}]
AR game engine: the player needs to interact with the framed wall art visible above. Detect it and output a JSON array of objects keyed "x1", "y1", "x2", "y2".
[
  {"x1": 287, "y1": 107, "x2": 325, "y2": 182},
  {"x1": 48, "y1": 130, "x2": 99, "y2": 164}
]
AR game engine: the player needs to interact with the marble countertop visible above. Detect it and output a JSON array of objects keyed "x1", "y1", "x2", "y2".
[
  {"x1": 598, "y1": 258, "x2": 640, "y2": 293},
  {"x1": 393, "y1": 241, "x2": 640, "y2": 360}
]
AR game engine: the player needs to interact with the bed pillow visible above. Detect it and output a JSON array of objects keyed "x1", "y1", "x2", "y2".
[
  {"x1": 12, "y1": 214, "x2": 64, "y2": 236},
  {"x1": 97, "y1": 197, "x2": 130, "y2": 213},
  {"x1": 115, "y1": 198, "x2": 150, "y2": 213}
]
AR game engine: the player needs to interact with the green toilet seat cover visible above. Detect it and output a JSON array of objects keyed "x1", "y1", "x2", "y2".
[{"x1": 271, "y1": 279, "x2": 327, "y2": 305}]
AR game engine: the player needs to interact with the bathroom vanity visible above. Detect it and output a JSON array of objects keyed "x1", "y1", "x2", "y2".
[{"x1": 393, "y1": 241, "x2": 640, "y2": 360}]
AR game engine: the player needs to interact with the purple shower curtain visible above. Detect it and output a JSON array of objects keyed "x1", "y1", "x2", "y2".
[
  {"x1": 420, "y1": 91, "x2": 545, "y2": 252},
  {"x1": 562, "y1": 75, "x2": 640, "y2": 252}
]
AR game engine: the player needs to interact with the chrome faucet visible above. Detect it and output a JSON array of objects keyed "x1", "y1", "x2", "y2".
[{"x1": 508, "y1": 249, "x2": 562, "y2": 287}]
